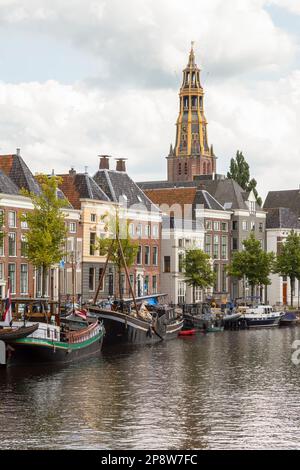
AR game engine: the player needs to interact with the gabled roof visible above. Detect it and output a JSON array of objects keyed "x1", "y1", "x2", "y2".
[
  {"x1": 0, "y1": 170, "x2": 20, "y2": 195},
  {"x1": 264, "y1": 190, "x2": 300, "y2": 216},
  {"x1": 0, "y1": 153, "x2": 41, "y2": 194},
  {"x1": 94, "y1": 169, "x2": 159, "y2": 212},
  {"x1": 266, "y1": 207, "x2": 300, "y2": 229},
  {"x1": 195, "y1": 190, "x2": 225, "y2": 211},
  {"x1": 58, "y1": 172, "x2": 109, "y2": 209}
]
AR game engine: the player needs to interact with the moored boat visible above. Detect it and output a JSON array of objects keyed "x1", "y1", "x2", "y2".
[
  {"x1": 1, "y1": 318, "x2": 105, "y2": 367},
  {"x1": 178, "y1": 328, "x2": 196, "y2": 336},
  {"x1": 279, "y1": 311, "x2": 297, "y2": 327},
  {"x1": 206, "y1": 325, "x2": 224, "y2": 333},
  {"x1": 88, "y1": 300, "x2": 183, "y2": 346},
  {"x1": 243, "y1": 305, "x2": 283, "y2": 328},
  {"x1": 0, "y1": 323, "x2": 39, "y2": 341}
]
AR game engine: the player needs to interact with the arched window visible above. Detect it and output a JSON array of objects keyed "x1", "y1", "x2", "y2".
[
  {"x1": 207, "y1": 162, "x2": 211, "y2": 174},
  {"x1": 184, "y1": 162, "x2": 188, "y2": 175},
  {"x1": 178, "y1": 163, "x2": 182, "y2": 175},
  {"x1": 203, "y1": 162, "x2": 207, "y2": 174}
]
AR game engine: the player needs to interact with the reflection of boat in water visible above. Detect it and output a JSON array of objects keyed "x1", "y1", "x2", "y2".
[
  {"x1": 89, "y1": 295, "x2": 183, "y2": 346},
  {"x1": 0, "y1": 323, "x2": 39, "y2": 341},
  {"x1": 279, "y1": 312, "x2": 297, "y2": 327},
  {"x1": 1, "y1": 317, "x2": 105, "y2": 367},
  {"x1": 206, "y1": 325, "x2": 224, "y2": 333},
  {"x1": 243, "y1": 305, "x2": 283, "y2": 328}
]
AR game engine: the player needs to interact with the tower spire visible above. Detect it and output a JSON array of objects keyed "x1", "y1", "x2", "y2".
[{"x1": 167, "y1": 45, "x2": 217, "y2": 183}]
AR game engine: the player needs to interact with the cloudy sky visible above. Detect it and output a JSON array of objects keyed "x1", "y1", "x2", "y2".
[{"x1": 0, "y1": 0, "x2": 300, "y2": 200}]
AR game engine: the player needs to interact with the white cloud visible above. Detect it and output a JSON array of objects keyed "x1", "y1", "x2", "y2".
[
  {"x1": 0, "y1": 0, "x2": 300, "y2": 202},
  {"x1": 269, "y1": 0, "x2": 300, "y2": 15},
  {"x1": 0, "y1": 0, "x2": 296, "y2": 86}
]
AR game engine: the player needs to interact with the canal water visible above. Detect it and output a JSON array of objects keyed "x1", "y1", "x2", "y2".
[{"x1": 1, "y1": 327, "x2": 300, "y2": 450}]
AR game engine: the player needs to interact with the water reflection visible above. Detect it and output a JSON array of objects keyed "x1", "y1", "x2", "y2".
[{"x1": 1, "y1": 328, "x2": 300, "y2": 449}]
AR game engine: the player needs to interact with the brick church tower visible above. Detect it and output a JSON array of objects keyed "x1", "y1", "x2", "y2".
[{"x1": 167, "y1": 43, "x2": 217, "y2": 182}]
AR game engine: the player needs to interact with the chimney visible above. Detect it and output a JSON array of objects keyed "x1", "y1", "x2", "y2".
[
  {"x1": 99, "y1": 155, "x2": 110, "y2": 170},
  {"x1": 16, "y1": 148, "x2": 20, "y2": 156},
  {"x1": 69, "y1": 167, "x2": 76, "y2": 176},
  {"x1": 115, "y1": 158, "x2": 127, "y2": 172}
]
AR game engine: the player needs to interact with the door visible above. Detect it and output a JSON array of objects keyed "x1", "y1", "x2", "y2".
[{"x1": 283, "y1": 283, "x2": 287, "y2": 305}]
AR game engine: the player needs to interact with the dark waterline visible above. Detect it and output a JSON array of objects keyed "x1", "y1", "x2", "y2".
[{"x1": 1, "y1": 328, "x2": 300, "y2": 450}]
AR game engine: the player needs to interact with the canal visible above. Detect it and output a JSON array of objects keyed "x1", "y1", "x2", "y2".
[{"x1": 1, "y1": 327, "x2": 300, "y2": 450}]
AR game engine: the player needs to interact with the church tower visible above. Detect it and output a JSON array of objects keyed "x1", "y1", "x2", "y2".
[{"x1": 167, "y1": 43, "x2": 217, "y2": 182}]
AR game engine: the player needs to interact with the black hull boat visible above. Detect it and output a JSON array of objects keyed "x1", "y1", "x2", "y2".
[
  {"x1": 1, "y1": 320, "x2": 105, "y2": 367},
  {"x1": 88, "y1": 306, "x2": 183, "y2": 346}
]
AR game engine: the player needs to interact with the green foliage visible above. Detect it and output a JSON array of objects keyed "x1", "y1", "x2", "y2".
[
  {"x1": 21, "y1": 175, "x2": 68, "y2": 296},
  {"x1": 227, "y1": 150, "x2": 262, "y2": 206},
  {"x1": 274, "y1": 230, "x2": 300, "y2": 306},
  {"x1": 227, "y1": 232, "x2": 275, "y2": 296},
  {"x1": 183, "y1": 249, "x2": 216, "y2": 303},
  {"x1": 97, "y1": 210, "x2": 139, "y2": 298}
]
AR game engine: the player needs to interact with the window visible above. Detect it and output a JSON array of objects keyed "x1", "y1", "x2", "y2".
[
  {"x1": 8, "y1": 264, "x2": 16, "y2": 294},
  {"x1": 178, "y1": 281, "x2": 186, "y2": 304},
  {"x1": 144, "y1": 246, "x2": 150, "y2": 265},
  {"x1": 152, "y1": 225, "x2": 159, "y2": 238},
  {"x1": 98, "y1": 268, "x2": 104, "y2": 291},
  {"x1": 221, "y1": 222, "x2": 228, "y2": 231},
  {"x1": 221, "y1": 266, "x2": 227, "y2": 293},
  {"x1": 21, "y1": 235, "x2": 28, "y2": 257},
  {"x1": 205, "y1": 220, "x2": 212, "y2": 230},
  {"x1": 145, "y1": 225, "x2": 151, "y2": 237},
  {"x1": 213, "y1": 221, "x2": 220, "y2": 231},
  {"x1": 178, "y1": 253, "x2": 184, "y2": 273},
  {"x1": 129, "y1": 223, "x2": 134, "y2": 237},
  {"x1": 213, "y1": 235, "x2": 219, "y2": 259},
  {"x1": 21, "y1": 214, "x2": 28, "y2": 229},
  {"x1": 144, "y1": 275, "x2": 149, "y2": 295},
  {"x1": 250, "y1": 221, "x2": 255, "y2": 231},
  {"x1": 89, "y1": 267, "x2": 95, "y2": 291},
  {"x1": 205, "y1": 234, "x2": 212, "y2": 256},
  {"x1": 232, "y1": 238, "x2": 238, "y2": 250},
  {"x1": 0, "y1": 232, "x2": 3, "y2": 256},
  {"x1": 152, "y1": 275, "x2": 157, "y2": 294},
  {"x1": 90, "y1": 232, "x2": 96, "y2": 256},
  {"x1": 0, "y1": 263, "x2": 3, "y2": 279},
  {"x1": 0, "y1": 210, "x2": 4, "y2": 227},
  {"x1": 8, "y1": 211, "x2": 16, "y2": 228},
  {"x1": 164, "y1": 256, "x2": 171, "y2": 273},
  {"x1": 152, "y1": 246, "x2": 158, "y2": 266},
  {"x1": 20, "y1": 264, "x2": 28, "y2": 294},
  {"x1": 91, "y1": 214, "x2": 96, "y2": 222},
  {"x1": 194, "y1": 286, "x2": 202, "y2": 302},
  {"x1": 213, "y1": 264, "x2": 219, "y2": 292},
  {"x1": 249, "y1": 201, "x2": 256, "y2": 214},
  {"x1": 178, "y1": 238, "x2": 183, "y2": 248},
  {"x1": 259, "y1": 222, "x2": 263, "y2": 233},
  {"x1": 69, "y1": 222, "x2": 76, "y2": 233},
  {"x1": 221, "y1": 236, "x2": 228, "y2": 259},
  {"x1": 8, "y1": 232, "x2": 16, "y2": 256},
  {"x1": 242, "y1": 221, "x2": 248, "y2": 231},
  {"x1": 136, "y1": 224, "x2": 142, "y2": 237},
  {"x1": 232, "y1": 220, "x2": 238, "y2": 231},
  {"x1": 136, "y1": 246, "x2": 142, "y2": 265}
]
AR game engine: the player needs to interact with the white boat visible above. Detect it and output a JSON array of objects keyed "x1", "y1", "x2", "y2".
[{"x1": 243, "y1": 305, "x2": 283, "y2": 328}]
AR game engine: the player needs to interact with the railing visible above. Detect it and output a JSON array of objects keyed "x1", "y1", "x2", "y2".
[{"x1": 66, "y1": 322, "x2": 99, "y2": 344}]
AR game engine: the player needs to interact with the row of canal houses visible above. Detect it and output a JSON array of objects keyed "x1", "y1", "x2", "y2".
[{"x1": 0, "y1": 149, "x2": 299, "y2": 308}]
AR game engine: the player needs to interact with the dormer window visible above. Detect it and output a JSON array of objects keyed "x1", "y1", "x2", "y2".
[
  {"x1": 137, "y1": 195, "x2": 142, "y2": 203},
  {"x1": 249, "y1": 201, "x2": 256, "y2": 214}
]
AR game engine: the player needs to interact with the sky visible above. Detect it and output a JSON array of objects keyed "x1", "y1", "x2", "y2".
[{"x1": 1, "y1": 0, "x2": 300, "y2": 201}]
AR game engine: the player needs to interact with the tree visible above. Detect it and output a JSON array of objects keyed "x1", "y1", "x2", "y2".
[
  {"x1": 21, "y1": 175, "x2": 68, "y2": 298},
  {"x1": 97, "y1": 210, "x2": 138, "y2": 300},
  {"x1": 274, "y1": 230, "x2": 300, "y2": 307},
  {"x1": 227, "y1": 150, "x2": 262, "y2": 206},
  {"x1": 183, "y1": 249, "x2": 216, "y2": 304},
  {"x1": 227, "y1": 233, "x2": 275, "y2": 301}
]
